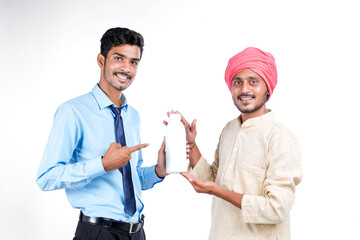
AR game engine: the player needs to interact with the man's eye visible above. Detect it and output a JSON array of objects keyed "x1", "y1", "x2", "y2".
[
  {"x1": 131, "y1": 61, "x2": 139, "y2": 66},
  {"x1": 114, "y1": 57, "x2": 122, "y2": 61},
  {"x1": 234, "y1": 81, "x2": 241, "y2": 85}
]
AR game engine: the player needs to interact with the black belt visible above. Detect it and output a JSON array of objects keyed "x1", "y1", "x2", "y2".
[{"x1": 80, "y1": 212, "x2": 144, "y2": 234}]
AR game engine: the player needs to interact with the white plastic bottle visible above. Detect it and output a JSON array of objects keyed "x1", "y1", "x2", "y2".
[{"x1": 165, "y1": 113, "x2": 187, "y2": 174}]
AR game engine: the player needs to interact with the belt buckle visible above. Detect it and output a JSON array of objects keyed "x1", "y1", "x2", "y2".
[
  {"x1": 129, "y1": 223, "x2": 138, "y2": 234},
  {"x1": 88, "y1": 217, "x2": 96, "y2": 224}
]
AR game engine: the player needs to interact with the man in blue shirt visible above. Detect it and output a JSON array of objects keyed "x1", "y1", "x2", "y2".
[{"x1": 37, "y1": 27, "x2": 167, "y2": 240}]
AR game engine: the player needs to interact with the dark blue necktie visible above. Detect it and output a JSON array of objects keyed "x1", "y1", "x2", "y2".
[{"x1": 108, "y1": 105, "x2": 136, "y2": 216}]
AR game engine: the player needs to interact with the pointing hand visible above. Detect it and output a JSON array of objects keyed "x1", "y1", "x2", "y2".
[{"x1": 102, "y1": 142, "x2": 149, "y2": 172}]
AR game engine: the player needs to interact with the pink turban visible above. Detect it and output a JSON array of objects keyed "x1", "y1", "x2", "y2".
[{"x1": 224, "y1": 47, "x2": 277, "y2": 101}]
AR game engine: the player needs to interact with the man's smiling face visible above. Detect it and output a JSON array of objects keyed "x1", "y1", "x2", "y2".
[
  {"x1": 99, "y1": 44, "x2": 141, "y2": 92},
  {"x1": 231, "y1": 68, "x2": 268, "y2": 116}
]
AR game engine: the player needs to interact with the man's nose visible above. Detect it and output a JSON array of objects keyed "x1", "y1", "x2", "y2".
[
  {"x1": 120, "y1": 61, "x2": 131, "y2": 73},
  {"x1": 240, "y1": 82, "x2": 251, "y2": 92}
]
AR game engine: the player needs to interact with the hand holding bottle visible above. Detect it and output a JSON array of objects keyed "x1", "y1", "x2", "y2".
[
  {"x1": 164, "y1": 110, "x2": 200, "y2": 170},
  {"x1": 164, "y1": 110, "x2": 197, "y2": 146}
]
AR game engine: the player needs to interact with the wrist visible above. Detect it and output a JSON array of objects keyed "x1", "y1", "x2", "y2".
[
  {"x1": 155, "y1": 164, "x2": 167, "y2": 179},
  {"x1": 189, "y1": 142, "x2": 196, "y2": 150},
  {"x1": 101, "y1": 156, "x2": 109, "y2": 172},
  {"x1": 210, "y1": 182, "x2": 221, "y2": 195}
]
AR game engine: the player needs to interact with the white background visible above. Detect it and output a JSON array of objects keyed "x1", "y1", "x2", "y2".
[{"x1": 1, "y1": 0, "x2": 359, "y2": 239}]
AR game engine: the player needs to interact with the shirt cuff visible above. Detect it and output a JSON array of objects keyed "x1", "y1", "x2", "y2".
[
  {"x1": 149, "y1": 165, "x2": 165, "y2": 182},
  {"x1": 85, "y1": 156, "x2": 106, "y2": 179}
]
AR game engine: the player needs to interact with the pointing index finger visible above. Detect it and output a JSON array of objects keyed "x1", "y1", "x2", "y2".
[{"x1": 128, "y1": 143, "x2": 149, "y2": 153}]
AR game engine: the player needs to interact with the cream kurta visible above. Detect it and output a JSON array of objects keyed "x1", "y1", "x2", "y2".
[{"x1": 191, "y1": 111, "x2": 302, "y2": 240}]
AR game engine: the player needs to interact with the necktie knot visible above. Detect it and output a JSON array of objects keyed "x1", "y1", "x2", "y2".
[{"x1": 109, "y1": 105, "x2": 121, "y2": 116}]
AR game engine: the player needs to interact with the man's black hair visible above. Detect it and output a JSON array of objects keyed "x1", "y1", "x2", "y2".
[{"x1": 100, "y1": 27, "x2": 144, "y2": 59}]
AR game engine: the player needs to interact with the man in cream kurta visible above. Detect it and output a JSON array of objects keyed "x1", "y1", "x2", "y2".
[
  {"x1": 180, "y1": 47, "x2": 303, "y2": 240},
  {"x1": 190, "y1": 111, "x2": 302, "y2": 239}
]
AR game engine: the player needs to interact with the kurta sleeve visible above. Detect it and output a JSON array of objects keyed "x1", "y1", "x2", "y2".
[
  {"x1": 241, "y1": 131, "x2": 303, "y2": 224},
  {"x1": 189, "y1": 141, "x2": 220, "y2": 182}
]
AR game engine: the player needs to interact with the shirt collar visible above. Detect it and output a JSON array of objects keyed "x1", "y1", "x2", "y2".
[
  {"x1": 91, "y1": 84, "x2": 128, "y2": 111},
  {"x1": 240, "y1": 110, "x2": 274, "y2": 128}
]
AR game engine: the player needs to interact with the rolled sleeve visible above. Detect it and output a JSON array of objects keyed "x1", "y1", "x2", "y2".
[
  {"x1": 189, "y1": 156, "x2": 215, "y2": 182},
  {"x1": 189, "y1": 142, "x2": 220, "y2": 182},
  {"x1": 242, "y1": 133, "x2": 303, "y2": 224}
]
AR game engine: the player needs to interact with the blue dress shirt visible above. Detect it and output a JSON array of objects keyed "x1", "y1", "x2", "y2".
[{"x1": 37, "y1": 84, "x2": 163, "y2": 223}]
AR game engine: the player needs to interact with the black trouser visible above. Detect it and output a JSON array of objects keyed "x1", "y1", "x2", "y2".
[{"x1": 73, "y1": 217, "x2": 146, "y2": 240}]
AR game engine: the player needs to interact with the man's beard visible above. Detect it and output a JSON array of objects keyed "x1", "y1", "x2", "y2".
[
  {"x1": 234, "y1": 92, "x2": 267, "y2": 114},
  {"x1": 104, "y1": 70, "x2": 132, "y2": 91}
]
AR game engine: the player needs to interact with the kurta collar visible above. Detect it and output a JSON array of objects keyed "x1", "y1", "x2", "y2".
[{"x1": 239, "y1": 110, "x2": 274, "y2": 128}]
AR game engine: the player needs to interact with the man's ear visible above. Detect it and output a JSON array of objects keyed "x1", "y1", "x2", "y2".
[{"x1": 97, "y1": 53, "x2": 105, "y2": 69}]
